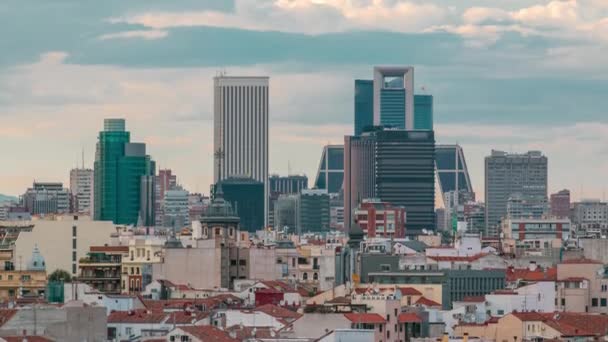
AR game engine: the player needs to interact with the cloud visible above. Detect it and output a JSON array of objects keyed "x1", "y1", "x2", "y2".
[
  {"x1": 98, "y1": 30, "x2": 168, "y2": 41},
  {"x1": 111, "y1": 0, "x2": 448, "y2": 34}
]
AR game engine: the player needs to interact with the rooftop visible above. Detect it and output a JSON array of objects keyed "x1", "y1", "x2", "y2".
[
  {"x1": 344, "y1": 313, "x2": 386, "y2": 324},
  {"x1": 177, "y1": 325, "x2": 239, "y2": 342}
]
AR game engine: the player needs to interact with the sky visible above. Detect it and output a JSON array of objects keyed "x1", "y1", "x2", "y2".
[{"x1": 1, "y1": 0, "x2": 608, "y2": 201}]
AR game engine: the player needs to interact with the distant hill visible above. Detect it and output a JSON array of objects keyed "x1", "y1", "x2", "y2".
[{"x1": 0, "y1": 194, "x2": 18, "y2": 204}]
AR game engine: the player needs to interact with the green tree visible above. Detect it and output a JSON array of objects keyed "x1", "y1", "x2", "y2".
[{"x1": 48, "y1": 269, "x2": 72, "y2": 282}]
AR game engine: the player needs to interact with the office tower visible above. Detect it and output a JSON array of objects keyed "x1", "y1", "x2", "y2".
[
  {"x1": 485, "y1": 150, "x2": 548, "y2": 237},
  {"x1": 139, "y1": 174, "x2": 156, "y2": 226},
  {"x1": 296, "y1": 189, "x2": 330, "y2": 234},
  {"x1": 550, "y1": 189, "x2": 571, "y2": 218},
  {"x1": 344, "y1": 129, "x2": 435, "y2": 235},
  {"x1": 274, "y1": 194, "x2": 298, "y2": 232},
  {"x1": 354, "y1": 80, "x2": 374, "y2": 136},
  {"x1": 155, "y1": 169, "x2": 179, "y2": 226},
  {"x1": 506, "y1": 193, "x2": 548, "y2": 220},
  {"x1": 269, "y1": 175, "x2": 308, "y2": 194},
  {"x1": 314, "y1": 145, "x2": 344, "y2": 194},
  {"x1": 94, "y1": 119, "x2": 156, "y2": 225},
  {"x1": 213, "y1": 76, "x2": 269, "y2": 226},
  {"x1": 354, "y1": 199, "x2": 406, "y2": 238},
  {"x1": 22, "y1": 182, "x2": 70, "y2": 215},
  {"x1": 162, "y1": 189, "x2": 190, "y2": 229},
  {"x1": 435, "y1": 144, "x2": 474, "y2": 201},
  {"x1": 216, "y1": 177, "x2": 265, "y2": 233},
  {"x1": 354, "y1": 66, "x2": 433, "y2": 135},
  {"x1": 69, "y1": 168, "x2": 94, "y2": 215}
]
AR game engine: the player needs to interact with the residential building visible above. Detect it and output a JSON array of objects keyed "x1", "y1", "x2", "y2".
[
  {"x1": 22, "y1": 182, "x2": 70, "y2": 216},
  {"x1": 501, "y1": 218, "x2": 570, "y2": 257},
  {"x1": 354, "y1": 198, "x2": 406, "y2": 238},
  {"x1": 571, "y1": 199, "x2": 608, "y2": 238},
  {"x1": 485, "y1": 150, "x2": 548, "y2": 237},
  {"x1": 122, "y1": 237, "x2": 164, "y2": 294},
  {"x1": 296, "y1": 189, "x2": 330, "y2": 234},
  {"x1": 269, "y1": 174, "x2": 308, "y2": 194},
  {"x1": 78, "y1": 245, "x2": 128, "y2": 294},
  {"x1": 550, "y1": 189, "x2": 571, "y2": 218},
  {"x1": 69, "y1": 168, "x2": 93, "y2": 214},
  {"x1": 94, "y1": 118, "x2": 156, "y2": 225},
  {"x1": 345, "y1": 129, "x2": 435, "y2": 235},
  {"x1": 0, "y1": 246, "x2": 46, "y2": 300},
  {"x1": 162, "y1": 189, "x2": 190, "y2": 230},
  {"x1": 556, "y1": 258, "x2": 608, "y2": 314},
  {"x1": 314, "y1": 145, "x2": 344, "y2": 194},
  {"x1": 213, "y1": 76, "x2": 269, "y2": 227},
  {"x1": 216, "y1": 177, "x2": 265, "y2": 233}
]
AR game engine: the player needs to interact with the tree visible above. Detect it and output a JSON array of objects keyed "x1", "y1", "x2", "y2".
[{"x1": 48, "y1": 269, "x2": 72, "y2": 282}]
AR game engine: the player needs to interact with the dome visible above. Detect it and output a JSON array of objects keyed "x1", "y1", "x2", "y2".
[
  {"x1": 201, "y1": 183, "x2": 240, "y2": 224},
  {"x1": 27, "y1": 245, "x2": 46, "y2": 271}
]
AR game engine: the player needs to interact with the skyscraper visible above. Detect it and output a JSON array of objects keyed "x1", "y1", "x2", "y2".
[
  {"x1": 69, "y1": 168, "x2": 94, "y2": 214},
  {"x1": 354, "y1": 66, "x2": 433, "y2": 135},
  {"x1": 213, "y1": 76, "x2": 269, "y2": 226},
  {"x1": 296, "y1": 189, "x2": 330, "y2": 234},
  {"x1": 269, "y1": 175, "x2": 308, "y2": 194},
  {"x1": 344, "y1": 129, "x2": 435, "y2": 235},
  {"x1": 314, "y1": 145, "x2": 344, "y2": 194},
  {"x1": 484, "y1": 150, "x2": 548, "y2": 237},
  {"x1": 435, "y1": 144, "x2": 474, "y2": 205},
  {"x1": 94, "y1": 119, "x2": 156, "y2": 225},
  {"x1": 215, "y1": 177, "x2": 265, "y2": 233}
]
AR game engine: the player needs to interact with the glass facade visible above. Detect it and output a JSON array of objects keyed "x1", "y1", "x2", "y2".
[
  {"x1": 414, "y1": 95, "x2": 433, "y2": 130},
  {"x1": 354, "y1": 80, "x2": 374, "y2": 136},
  {"x1": 297, "y1": 190, "x2": 330, "y2": 233},
  {"x1": 380, "y1": 88, "x2": 406, "y2": 129},
  {"x1": 314, "y1": 145, "x2": 344, "y2": 194},
  {"x1": 217, "y1": 177, "x2": 265, "y2": 233},
  {"x1": 435, "y1": 145, "x2": 473, "y2": 196},
  {"x1": 94, "y1": 120, "x2": 155, "y2": 225}
]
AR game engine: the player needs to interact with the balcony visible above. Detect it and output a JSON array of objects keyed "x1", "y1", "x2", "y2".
[{"x1": 79, "y1": 271, "x2": 121, "y2": 280}]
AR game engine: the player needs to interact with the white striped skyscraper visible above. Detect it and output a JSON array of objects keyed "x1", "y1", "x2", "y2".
[{"x1": 213, "y1": 76, "x2": 269, "y2": 226}]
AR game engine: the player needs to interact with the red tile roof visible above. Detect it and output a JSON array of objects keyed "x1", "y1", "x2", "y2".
[
  {"x1": 107, "y1": 309, "x2": 166, "y2": 324},
  {"x1": 344, "y1": 313, "x2": 386, "y2": 324},
  {"x1": 398, "y1": 312, "x2": 422, "y2": 323},
  {"x1": 561, "y1": 258, "x2": 603, "y2": 265},
  {"x1": 426, "y1": 253, "x2": 488, "y2": 262},
  {"x1": 143, "y1": 294, "x2": 241, "y2": 311},
  {"x1": 90, "y1": 245, "x2": 129, "y2": 253},
  {"x1": 399, "y1": 287, "x2": 422, "y2": 296},
  {"x1": 256, "y1": 304, "x2": 302, "y2": 321},
  {"x1": 260, "y1": 280, "x2": 295, "y2": 292},
  {"x1": 511, "y1": 312, "x2": 608, "y2": 337},
  {"x1": 505, "y1": 266, "x2": 557, "y2": 282},
  {"x1": 415, "y1": 297, "x2": 442, "y2": 307},
  {"x1": 460, "y1": 296, "x2": 485, "y2": 303},
  {"x1": 178, "y1": 325, "x2": 239, "y2": 342},
  {"x1": 166, "y1": 311, "x2": 209, "y2": 324}
]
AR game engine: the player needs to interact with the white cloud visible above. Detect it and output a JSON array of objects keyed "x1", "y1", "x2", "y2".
[
  {"x1": 98, "y1": 30, "x2": 168, "y2": 41},
  {"x1": 111, "y1": 0, "x2": 448, "y2": 34},
  {"x1": 462, "y1": 7, "x2": 511, "y2": 25}
]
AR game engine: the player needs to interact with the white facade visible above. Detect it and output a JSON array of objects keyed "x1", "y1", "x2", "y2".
[
  {"x1": 486, "y1": 282, "x2": 556, "y2": 317},
  {"x1": 222, "y1": 310, "x2": 285, "y2": 330},
  {"x1": 373, "y1": 66, "x2": 415, "y2": 129},
  {"x1": 214, "y1": 76, "x2": 269, "y2": 226},
  {"x1": 70, "y1": 168, "x2": 94, "y2": 214}
]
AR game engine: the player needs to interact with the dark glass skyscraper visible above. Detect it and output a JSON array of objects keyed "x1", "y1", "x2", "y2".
[
  {"x1": 414, "y1": 95, "x2": 433, "y2": 130},
  {"x1": 354, "y1": 80, "x2": 374, "y2": 136},
  {"x1": 344, "y1": 128, "x2": 436, "y2": 235},
  {"x1": 314, "y1": 145, "x2": 344, "y2": 194},
  {"x1": 216, "y1": 177, "x2": 265, "y2": 233},
  {"x1": 94, "y1": 119, "x2": 155, "y2": 225},
  {"x1": 435, "y1": 144, "x2": 474, "y2": 200}
]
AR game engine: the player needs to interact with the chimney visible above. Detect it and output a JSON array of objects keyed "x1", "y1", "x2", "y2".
[
  {"x1": 442, "y1": 332, "x2": 449, "y2": 342},
  {"x1": 463, "y1": 332, "x2": 469, "y2": 342}
]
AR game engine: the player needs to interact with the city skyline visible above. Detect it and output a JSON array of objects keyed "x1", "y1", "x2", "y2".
[{"x1": 2, "y1": 1, "x2": 608, "y2": 202}]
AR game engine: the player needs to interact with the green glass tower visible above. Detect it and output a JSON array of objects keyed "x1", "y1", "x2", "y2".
[{"x1": 94, "y1": 119, "x2": 155, "y2": 225}]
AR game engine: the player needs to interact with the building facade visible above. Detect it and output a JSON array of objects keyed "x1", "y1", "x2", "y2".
[
  {"x1": 69, "y1": 168, "x2": 94, "y2": 215},
  {"x1": 78, "y1": 245, "x2": 128, "y2": 294},
  {"x1": 213, "y1": 76, "x2": 269, "y2": 227},
  {"x1": 269, "y1": 175, "x2": 308, "y2": 195},
  {"x1": 314, "y1": 145, "x2": 344, "y2": 194},
  {"x1": 354, "y1": 198, "x2": 406, "y2": 238},
  {"x1": 506, "y1": 194, "x2": 549, "y2": 220},
  {"x1": 296, "y1": 189, "x2": 330, "y2": 234},
  {"x1": 94, "y1": 119, "x2": 156, "y2": 225},
  {"x1": 435, "y1": 144, "x2": 474, "y2": 208},
  {"x1": 162, "y1": 189, "x2": 190, "y2": 229},
  {"x1": 550, "y1": 189, "x2": 570, "y2": 219},
  {"x1": 22, "y1": 182, "x2": 70, "y2": 216},
  {"x1": 571, "y1": 199, "x2": 608, "y2": 238},
  {"x1": 216, "y1": 177, "x2": 265, "y2": 233},
  {"x1": 485, "y1": 150, "x2": 548, "y2": 237}
]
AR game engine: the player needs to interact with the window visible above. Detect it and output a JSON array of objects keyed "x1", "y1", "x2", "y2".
[
  {"x1": 181, "y1": 336, "x2": 189, "y2": 342},
  {"x1": 394, "y1": 308, "x2": 398, "y2": 316},
  {"x1": 602, "y1": 284, "x2": 608, "y2": 292},
  {"x1": 239, "y1": 260, "x2": 246, "y2": 266},
  {"x1": 561, "y1": 298, "x2": 566, "y2": 306},
  {"x1": 230, "y1": 260, "x2": 237, "y2": 266},
  {"x1": 303, "y1": 273, "x2": 308, "y2": 280},
  {"x1": 313, "y1": 273, "x2": 318, "y2": 280},
  {"x1": 72, "y1": 225, "x2": 77, "y2": 237},
  {"x1": 387, "y1": 331, "x2": 390, "y2": 339},
  {"x1": 72, "y1": 251, "x2": 77, "y2": 262},
  {"x1": 21, "y1": 275, "x2": 31, "y2": 282},
  {"x1": 380, "y1": 264, "x2": 391, "y2": 272},
  {"x1": 387, "y1": 314, "x2": 390, "y2": 321},
  {"x1": 593, "y1": 298, "x2": 598, "y2": 307},
  {"x1": 379, "y1": 324, "x2": 383, "y2": 332},
  {"x1": 147, "y1": 250, "x2": 150, "y2": 260},
  {"x1": 8, "y1": 275, "x2": 13, "y2": 281},
  {"x1": 601, "y1": 298, "x2": 607, "y2": 307},
  {"x1": 136, "y1": 267, "x2": 140, "y2": 275},
  {"x1": 497, "y1": 310, "x2": 504, "y2": 315},
  {"x1": 126, "y1": 327, "x2": 132, "y2": 336},
  {"x1": 72, "y1": 239, "x2": 77, "y2": 249}
]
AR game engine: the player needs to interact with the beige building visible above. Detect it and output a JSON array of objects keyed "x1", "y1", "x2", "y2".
[
  {"x1": 122, "y1": 237, "x2": 164, "y2": 293},
  {"x1": 0, "y1": 246, "x2": 47, "y2": 300},
  {"x1": 14, "y1": 215, "x2": 116, "y2": 276},
  {"x1": 556, "y1": 258, "x2": 608, "y2": 313}
]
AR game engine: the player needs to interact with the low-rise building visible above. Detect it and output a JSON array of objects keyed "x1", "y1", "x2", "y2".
[
  {"x1": 78, "y1": 245, "x2": 128, "y2": 294},
  {"x1": 354, "y1": 198, "x2": 406, "y2": 238},
  {"x1": 0, "y1": 246, "x2": 46, "y2": 300}
]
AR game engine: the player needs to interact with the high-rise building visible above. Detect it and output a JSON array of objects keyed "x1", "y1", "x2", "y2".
[
  {"x1": 213, "y1": 76, "x2": 269, "y2": 226},
  {"x1": 139, "y1": 174, "x2": 156, "y2": 226},
  {"x1": 506, "y1": 193, "x2": 548, "y2": 220},
  {"x1": 69, "y1": 168, "x2": 94, "y2": 215},
  {"x1": 269, "y1": 175, "x2": 308, "y2": 195},
  {"x1": 23, "y1": 182, "x2": 70, "y2": 215},
  {"x1": 550, "y1": 189, "x2": 571, "y2": 218},
  {"x1": 216, "y1": 177, "x2": 265, "y2": 233},
  {"x1": 484, "y1": 150, "x2": 548, "y2": 237},
  {"x1": 93, "y1": 119, "x2": 156, "y2": 225},
  {"x1": 344, "y1": 129, "x2": 435, "y2": 235},
  {"x1": 155, "y1": 169, "x2": 179, "y2": 226},
  {"x1": 435, "y1": 144, "x2": 474, "y2": 203},
  {"x1": 314, "y1": 145, "x2": 344, "y2": 194},
  {"x1": 354, "y1": 198, "x2": 406, "y2": 238},
  {"x1": 354, "y1": 66, "x2": 433, "y2": 135},
  {"x1": 296, "y1": 189, "x2": 330, "y2": 234},
  {"x1": 274, "y1": 194, "x2": 298, "y2": 232},
  {"x1": 354, "y1": 80, "x2": 374, "y2": 136}
]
